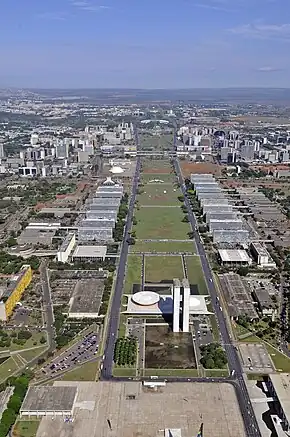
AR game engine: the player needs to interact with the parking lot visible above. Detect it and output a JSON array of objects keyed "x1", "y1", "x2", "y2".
[
  {"x1": 239, "y1": 343, "x2": 275, "y2": 373},
  {"x1": 41, "y1": 330, "x2": 100, "y2": 377}
]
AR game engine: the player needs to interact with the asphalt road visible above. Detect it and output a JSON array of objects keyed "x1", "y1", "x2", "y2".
[
  {"x1": 173, "y1": 158, "x2": 261, "y2": 437},
  {"x1": 101, "y1": 157, "x2": 141, "y2": 379},
  {"x1": 40, "y1": 261, "x2": 56, "y2": 352}
]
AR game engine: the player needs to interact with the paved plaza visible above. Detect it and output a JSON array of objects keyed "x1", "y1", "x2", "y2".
[{"x1": 36, "y1": 381, "x2": 246, "y2": 437}]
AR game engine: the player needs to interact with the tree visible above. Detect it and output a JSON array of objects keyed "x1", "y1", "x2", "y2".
[
  {"x1": 237, "y1": 266, "x2": 249, "y2": 277},
  {"x1": 18, "y1": 330, "x2": 32, "y2": 340},
  {"x1": 40, "y1": 336, "x2": 46, "y2": 344}
]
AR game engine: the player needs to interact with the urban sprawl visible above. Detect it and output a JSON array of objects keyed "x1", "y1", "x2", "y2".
[{"x1": 0, "y1": 89, "x2": 290, "y2": 437}]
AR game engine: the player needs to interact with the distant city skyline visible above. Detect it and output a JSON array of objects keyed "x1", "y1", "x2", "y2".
[{"x1": 1, "y1": 0, "x2": 290, "y2": 88}]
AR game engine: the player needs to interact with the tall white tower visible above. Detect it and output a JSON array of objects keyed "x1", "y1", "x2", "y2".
[
  {"x1": 182, "y1": 279, "x2": 190, "y2": 333},
  {"x1": 173, "y1": 279, "x2": 180, "y2": 333}
]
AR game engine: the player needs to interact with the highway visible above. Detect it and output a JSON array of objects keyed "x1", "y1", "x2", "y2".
[
  {"x1": 173, "y1": 158, "x2": 261, "y2": 437},
  {"x1": 101, "y1": 157, "x2": 141, "y2": 379},
  {"x1": 40, "y1": 261, "x2": 56, "y2": 352}
]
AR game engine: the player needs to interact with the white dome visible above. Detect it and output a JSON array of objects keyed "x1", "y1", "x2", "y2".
[
  {"x1": 191, "y1": 297, "x2": 200, "y2": 307},
  {"x1": 132, "y1": 291, "x2": 160, "y2": 306},
  {"x1": 110, "y1": 166, "x2": 124, "y2": 174}
]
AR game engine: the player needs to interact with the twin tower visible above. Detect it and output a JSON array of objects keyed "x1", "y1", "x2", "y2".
[{"x1": 173, "y1": 278, "x2": 190, "y2": 333}]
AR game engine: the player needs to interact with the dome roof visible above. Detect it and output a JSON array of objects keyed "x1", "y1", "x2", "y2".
[
  {"x1": 110, "y1": 166, "x2": 124, "y2": 174},
  {"x1": 132, "y1": 291, "x2": 160, "y2": 306},
  {"x1": 190, "y1": 297, "x2": 200, "y2": 307}
]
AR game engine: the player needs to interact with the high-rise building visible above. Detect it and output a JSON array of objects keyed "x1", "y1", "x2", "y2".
[
  {"x1": 173, "y1": 279, "x2": 180, "y2": 333},
  {"x1": 182, "y1": 279, "x2": 190, "y2": 332},
  {"x1": 0, "y1": 142, "x2": 4, "y2": 159},
  {"x1": 55, "y1": 140, "x2": 69, "y2": 159},
  {"x1": 30, "y1": 133, "x2": 39, "y2": 147}
]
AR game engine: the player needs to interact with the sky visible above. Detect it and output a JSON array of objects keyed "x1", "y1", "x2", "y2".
[{"x1": 0, "y1": 0, "x2": 290, "y2": 88}]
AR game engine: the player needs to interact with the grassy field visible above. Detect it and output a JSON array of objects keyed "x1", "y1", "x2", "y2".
[
  {"x1": 124, "y1": 255, "x2": 142, "y2": 294},
  {"x1": 113, "y1": 367, "x2": 137, "y2": 377},
  {"x1": 0, "y1": 356, "x2": 21, "y2": 382},
  {"x1": 19, "y1": 346, "x2": 47, "y2": 363},
  {"x1": 145, "y1": 256, "x2": 184, "y2": 282},
  {"x1": 130, "y1": 240, "x2": 196, "y2": 254},
  {"x1": 0, "y1": 332, "x2": 46, "y2": 353},
  {"x1": 134, "y1": 207, "x2": 190, "y2": 239},
  {"x1": 138, "y1": 184, "x2": 181, "y2": 206},
  {"x1": 142, "y1": 159, "x2": 173, "y2": 173},
  {"x1": 13, "y1": 420, "x2": 40, "y2": 437},
  {"x1": 204, "y1": 369, "x2": 229, "y2": 377},
  {"x1": 185, "y1": 256, "x2": 208, "y2": 295},
  {"x1": 141, "y1": 173, "x2": 176, "y2": 183},
  {"x1": 144, "y1": 368, "x2": 199, "y2": 377},
  {"x1": 59, "y1": 360, "x2": 98, "y2": 381},
  {"x1": 266, "y1": 343, "x2": 290, "y2": 372}
]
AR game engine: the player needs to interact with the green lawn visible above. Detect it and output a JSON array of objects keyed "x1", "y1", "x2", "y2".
[
  {"x1": 113, "y1": 367, "x2": 137, "y2": 377},
  {"x1": 145, "y1": 256, "x2": 184, "y2": 283},
  {"x1": 130, "y1": 240, "x2": 196, "y2": 254},
  {"x1": 142, "y1": 159, "x2": 172, "y2": 171},
  {"x1": 144, "y1": 368, "x2": 199, "y2": 377},
  {"x1": 13, "y1": 420, "x2": 40, "y2": 437},
  {"x1": 185, "y1": 256, "x2": 208, "y2": 295},
  {"x1": 0, "y1": 356, "x2": 21, "y2": 382},
  {"x1": 239, "y1": 335, "x2": 261, "y2": 343},
  {"x1": 0, "y1": 332, "x2": 46, "y2": 353},
  {"x1": 266, "y1": 343, "x2": 290, "y2": 372},
  {"x1": 141, "y1": 173, "x2": 176, "y2": 183},
  {"x1": 204, "y1": 369, "x2": 229, "y2": 377},
  {"x1": 19, "y1": 346, "x2": 47, "y2": 363},
  {"x1": 134, "y1": 207, "x2": 190, "y2": 239},
  {"x1": 59, "y1": 360, "x2": 98, "y2": 381},
  {"x1": 124, "y1": 255, "x2": 142, "y2": 294},
  {"x1": 210, "y1": 314, "x2": 220, "y2": 342},
  {"x1": 138, "y1": 184, "x2": 181, "y2": 206}
]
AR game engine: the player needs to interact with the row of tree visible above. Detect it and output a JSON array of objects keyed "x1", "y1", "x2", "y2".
[
  {"x1": 99, "y1": 276, "x2": 114, "y2": 315},
  {"x1": 0, "y1": 374, "x2": 31, "y2": 437},
  {"x1": 114, "y1": 337, "x2": 137, "y2": 367},
  {"x1": 113, "y1": 194, "x2": 129, "y2": 242}
]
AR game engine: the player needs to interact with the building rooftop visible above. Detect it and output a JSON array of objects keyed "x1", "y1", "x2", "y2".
[
  {"x1": 69, "y1": 278, "x2": 104, "y2": 316},
  {"x1": 219, "y1": 273, "x2": 257, "y2": 319},
  {"x1": 218, "y1": 249, "x2": 251, "y2": 263},
  {"x1": 59, "y1": 232, "x2": 75, "y2": 253},
  {"x1": 251, "y1": 242, "x2": 269, "y2": 257},
  {"x1": 21, "y1": 386, "x2": 77, "y2": 413},
  {"x1": 2, "y1": 265, "x2": 31, "y2": 301},
  {"x1": 72, "y1": 245, "x2": 107, "y2": 259},
  {"x1": 269, "y1": 373, "x2": 290, "y2": 422}
]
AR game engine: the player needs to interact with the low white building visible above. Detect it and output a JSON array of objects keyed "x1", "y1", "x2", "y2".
[
  {"x1": 20, "y1": 386, "x2": 78, "y2": 418},
  {"x1": 72, "y1": 245, "x2": 107, "y2": 262}
]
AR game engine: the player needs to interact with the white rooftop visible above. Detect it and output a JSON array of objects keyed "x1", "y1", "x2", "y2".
[
  {"x1": 132, "y1": 291, "x2": 160, "y2": 306},
  {"x1": 72, "y1": 245, "x2": 107, "y2": 259},
  {"x1": 219, "y1": 249, "x2": 251, "y2": 263},
  {"x1": 110, "y1": 166, "x2": 124, "y2": 174},
  {"x1": 126, "y1": 294, "x2": 212, "y2": 315}
]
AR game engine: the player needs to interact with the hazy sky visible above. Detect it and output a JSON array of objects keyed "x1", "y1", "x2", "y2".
[{"x1": 1, "y1": 0, "x2": 290, "y2": 88}]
